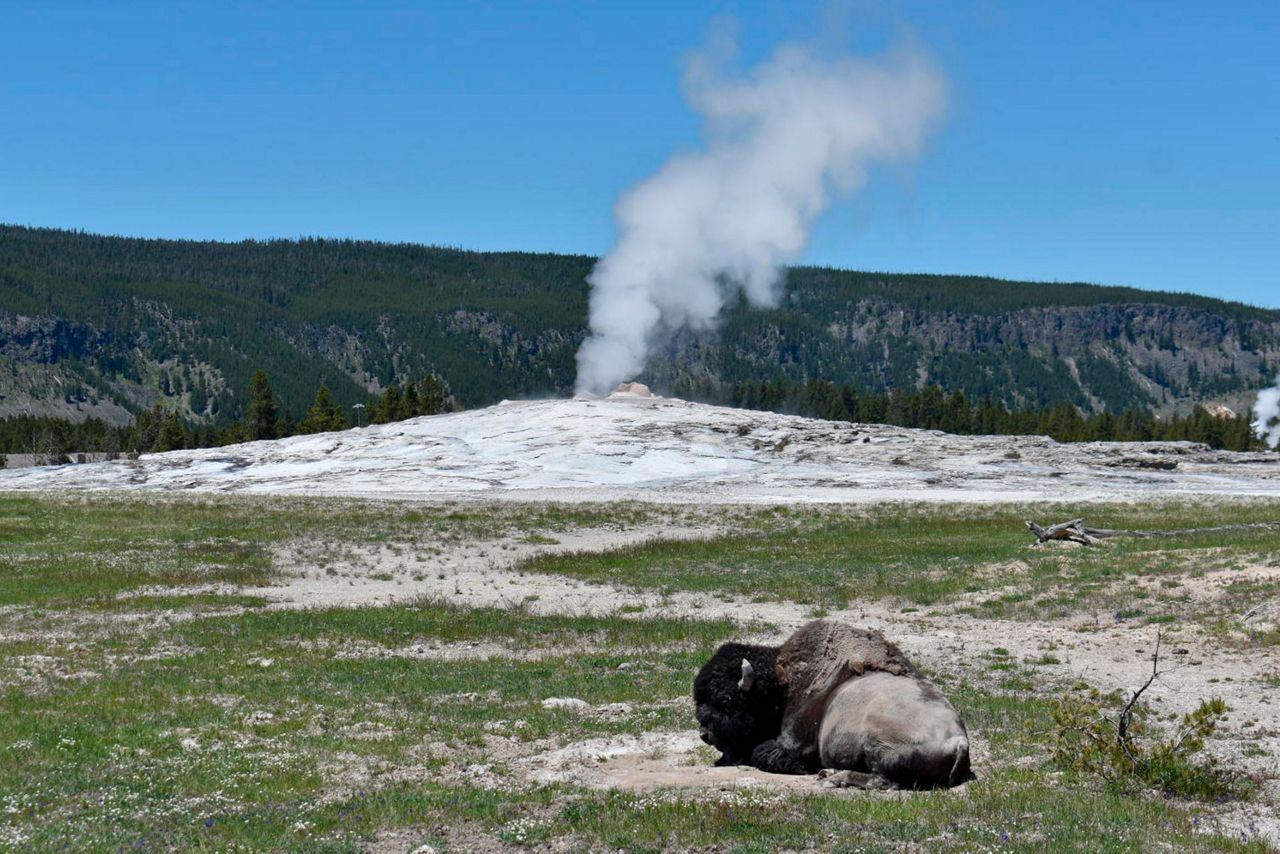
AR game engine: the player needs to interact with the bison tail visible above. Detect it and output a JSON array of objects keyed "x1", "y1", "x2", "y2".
[{"x1": 944, "y1": 736, "x2": 973, "y2": 787}]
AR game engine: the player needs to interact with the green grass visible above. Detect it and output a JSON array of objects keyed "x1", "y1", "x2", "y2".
[
  {"x1": 1, "y1": 602, "x2": 1260, "y2": 852},
  {"x1": 0, "y1": 493, "x2": 689, "y2": 609},
  {"x1": 1, "y1": 601, "x2": 739, "y2": 850},
  {"x1": 517, "y1": 501, "x2": 1280, "y2": 619},
  {"x1": 0, "y1": 492, "x2": 1273, "y2": 851},
  {"x1": 278, "y1": 772, "x2": 1265, "y2": 853},
  {"x1": 167, "y1": 598, "x2": 747, "y2": 651},
  {"x1": 520, "y1": 506, "x2": 1025, "y2": 605},
  {"x1": 80, "y1": 593, "x2": 271, "y2": 612}
]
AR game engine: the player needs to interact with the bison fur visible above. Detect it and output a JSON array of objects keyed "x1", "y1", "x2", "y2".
[{"x1": 695, "y1": 620, "x2": 973, "y2": 789}]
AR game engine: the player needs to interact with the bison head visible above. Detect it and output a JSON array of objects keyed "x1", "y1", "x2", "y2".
[{"x1": 693, "y1": 641, "x2": 785, "y2": 766}]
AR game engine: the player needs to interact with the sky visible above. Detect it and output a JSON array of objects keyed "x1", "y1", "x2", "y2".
[{"x1": 1, "y1": 1, "x2": 1277, "y2": 308}]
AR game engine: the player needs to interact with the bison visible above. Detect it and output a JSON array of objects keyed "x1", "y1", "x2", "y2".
[{"x1": 694, "y1": 619, "x2": 973, "y2": 789}]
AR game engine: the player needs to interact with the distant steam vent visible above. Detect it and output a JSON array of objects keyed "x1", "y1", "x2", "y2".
[{"x1": 1254, "y1": 375, "x2": 1280, "y2": 449}]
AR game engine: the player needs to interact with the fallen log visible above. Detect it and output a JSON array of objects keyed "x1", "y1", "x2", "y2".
[{"x1": 1024, "y1": 518, "x2": 1280, "y2": 546}]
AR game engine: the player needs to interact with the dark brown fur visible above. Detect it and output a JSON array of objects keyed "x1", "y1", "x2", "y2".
[
  {"x1": 692, "y1": 642, "x2": 784, "y2": 766},
  {"x1": 767, "y1": 620, "x2": 922, "y2": 766},
  {"x1": 696, "y1": 620, "x2": 974, "y2": 789}
]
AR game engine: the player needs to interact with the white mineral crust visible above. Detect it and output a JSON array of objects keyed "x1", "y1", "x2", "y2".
[{"x1": 2, "y1": 396, "x2": 1277, "y2": 503}]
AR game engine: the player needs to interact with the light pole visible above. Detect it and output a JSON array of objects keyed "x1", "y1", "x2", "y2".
[{"x1": 352, "y1": 403, "x2": 365, "y2": 428}]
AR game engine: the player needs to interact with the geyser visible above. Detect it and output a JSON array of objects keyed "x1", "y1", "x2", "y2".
[
  {"x1": 1254, "y1": 375, "x2": 1280, "y2": 449},
  {"x1": 574, "y1": 30, "x2": 948, "y2": 395}
]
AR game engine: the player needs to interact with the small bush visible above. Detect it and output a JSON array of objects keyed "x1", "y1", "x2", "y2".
[{"x1": 1050, "y1": 682, "x2": 1246, "y2": 800}]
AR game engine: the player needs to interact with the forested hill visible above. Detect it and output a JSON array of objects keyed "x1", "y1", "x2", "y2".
[{"x1": 2, "y1": 224, "x2": 1277, "y2": 426}]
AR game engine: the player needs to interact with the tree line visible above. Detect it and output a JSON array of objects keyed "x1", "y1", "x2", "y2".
[
  {"x1": 0, "y1": 369, "x2": 453, "y2": 463},
  {"x1": 1, "y1": 372, "x2": 1266, "y2": 468},
  {"x1": 128, "y1": 370, "x2": 455, "y2": 452},
  {"x1": 0, "y1": 414, "x2": 131, "y2": 466},
  {"x1": 671, "y1": 377, "x2": 1263, "y2": 451}
]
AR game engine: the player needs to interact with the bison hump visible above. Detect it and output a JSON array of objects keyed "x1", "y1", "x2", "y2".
[{"x1": 776, "y1": 620, "x2": 918, "y2": 702}]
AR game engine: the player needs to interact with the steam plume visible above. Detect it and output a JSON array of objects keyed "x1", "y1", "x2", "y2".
[
  {"x1": 1254, "y1": 376, "x2": 1280, "y2": 449},
  {"x1": 575, "y1": 33, "x2": 947, "y2": 395}
]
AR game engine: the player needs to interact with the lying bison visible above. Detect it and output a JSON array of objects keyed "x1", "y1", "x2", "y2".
[{"x1": 694, "y1": 619, "x2": 973, "y2": 789}]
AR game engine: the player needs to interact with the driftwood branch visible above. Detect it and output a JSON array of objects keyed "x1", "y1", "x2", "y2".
[
  {"x1": 1025, "y1": 518, "x2": 1280, "y2": 546},
  {"x1": 1241, "y1": 602, "x2": 1268, "y2": 622},
  {"x1": 1025, "y1": 518, "x2": 1094, "y2": 544}
]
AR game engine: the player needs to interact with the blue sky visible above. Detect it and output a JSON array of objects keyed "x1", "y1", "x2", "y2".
[{"x1": 1, "y1": 1, "x2": 1277, "y2": 307}]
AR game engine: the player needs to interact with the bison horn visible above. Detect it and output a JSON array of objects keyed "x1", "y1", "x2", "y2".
[{"x1": 738, "y1": 658, "x2": 755, "y2": 691}]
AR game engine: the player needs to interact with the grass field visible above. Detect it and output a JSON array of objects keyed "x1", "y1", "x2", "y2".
[
  {"x1": 1, "y1": 493, "x2": 1277, "y2": 851},
  {"x1": 521, "y1": 502, "x2": 1280, "y2": 618}
]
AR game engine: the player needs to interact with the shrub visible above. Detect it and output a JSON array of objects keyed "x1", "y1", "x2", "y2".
[{"x1": 1050, "y1": 669, "x2": 1246, "y2": 800}]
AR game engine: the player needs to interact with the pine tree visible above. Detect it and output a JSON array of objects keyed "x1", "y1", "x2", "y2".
[
  {"x1": 129, "y1": 404, "x2": 165, "y2": 453},
  {"x1": 243, "y1": 370, "x2": 279, "y2": 441},
  {"x1": 840, "y1": 385, "x2": 860, "y2": 422},
  {"x1": 417, "y1": 374, "x2": 448, "y2": 415},
  {"x1": 942, "y1": 390, "x2": 971, "y2": 434},
  {"x1": 155, "y1": 411, "x2": 188, "y2": 452},
  {"x1": 216, "y1": 423, "x2": 247, "y2": 446},
  {"x1": 399, "y1": 381, "x2": 420, "y2": 420},
  {"x1": 372, "y1": 384, "x2": 402, "y2": 424},
  {"x1": 298, "y1": 386, "x2": 347, "y2": 434},
  {"x1": 918, "y1": 386, "x2": 947, "y2": 430},
  {"x1": 188, "y1": 380, "x2": 207, "y2": 416}
]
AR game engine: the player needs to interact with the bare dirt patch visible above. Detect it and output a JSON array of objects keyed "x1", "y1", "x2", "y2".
[
  {"x1": 262, "y1": 522, "x2": 726, "y2": 611},
  {"x1": 525, "y1": 731, "x2": 813, "y2": 791}
]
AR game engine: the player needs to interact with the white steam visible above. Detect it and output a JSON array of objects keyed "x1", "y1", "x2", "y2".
[
  {"x1": 1254, "y1": 376, "x2": 1280, "y2": 449},
  {"x1": 575, "y1": 34, "x2": 948, "y2": 395}
]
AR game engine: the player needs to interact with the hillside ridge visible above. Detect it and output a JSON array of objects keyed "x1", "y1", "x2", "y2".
[{"x1": 2, "y1": 224, "x2": 1276, "y2": 425}]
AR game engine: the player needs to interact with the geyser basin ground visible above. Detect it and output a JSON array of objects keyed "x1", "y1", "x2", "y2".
[
  {"x1": 1, "y1": 394, "x2": 1277, "y2": 501},
  {"x1": 2, "y1": 493, "x2": 1278, "y2": 850},
  {"x1": 5, "y1": 393, "x2": 1279, "y2": 849}
]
